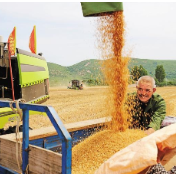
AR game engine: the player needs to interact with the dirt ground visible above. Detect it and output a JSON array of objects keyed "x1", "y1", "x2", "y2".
[
  {"x1": 29, "y1": 86, "x2": 109, "y2": 129},
  {"x1": 25, "y1": 86, "x2": 176, "y2": 130},
  {"x1": 5, "y1": 86, "x2": 176, "y2": 130}
]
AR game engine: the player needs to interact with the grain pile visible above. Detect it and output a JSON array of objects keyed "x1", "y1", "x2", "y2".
[{"x1": 72, "y1": 129, "x2": 146, "y2": 174}]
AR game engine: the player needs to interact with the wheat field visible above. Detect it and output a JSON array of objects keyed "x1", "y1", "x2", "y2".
[
  {"x1": 27, "y1": 86, "x2": 176, "y2": 129},
  {"x1": 5, "y1": 86, "x2": 176, "y2": 129}
]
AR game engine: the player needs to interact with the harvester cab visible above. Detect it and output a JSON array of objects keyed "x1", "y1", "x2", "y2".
[
  {"x1": 68, "y1": 80, "x2": 83, "y2": 90},
  {"x1": 0, "y1": 36, "x2": 49, "y2": 134}
]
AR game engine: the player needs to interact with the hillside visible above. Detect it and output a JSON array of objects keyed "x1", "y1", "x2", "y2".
[
  {"x1": 128, "y1": 58, "x2": 176, "y2": 80},
  {"x1": 48, "y1": 59, "x2": 103, "y2": 86},
  {"x1": 48, "y1": 58, "x2": 176, "y2": 86}
]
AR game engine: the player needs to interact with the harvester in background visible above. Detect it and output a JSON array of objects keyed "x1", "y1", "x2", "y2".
[
  {"x1": 67, "y1": 80, "x2": 83, "y2": 90},
  {"x1": 0, "y1": 35, "x2": 49, "y2": 134}
]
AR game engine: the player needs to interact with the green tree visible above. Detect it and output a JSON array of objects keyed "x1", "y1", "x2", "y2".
[
  {"x1": 130, "y1": 65, "x2": 148, "y2": 81},
  {"x1": 155, "y1": 65, "x2": 166, "y2": 82}
]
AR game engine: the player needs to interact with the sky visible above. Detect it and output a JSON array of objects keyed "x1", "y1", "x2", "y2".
[{"x1": 1, "y1": 2, "x2": 176, "y2": 66}]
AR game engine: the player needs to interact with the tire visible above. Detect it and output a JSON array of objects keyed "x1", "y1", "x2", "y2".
[{"x1": 1, "y1": 125, "x2": 33, "y2": 135}]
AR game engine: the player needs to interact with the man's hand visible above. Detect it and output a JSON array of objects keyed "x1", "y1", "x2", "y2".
[{"x1": 145, "y1": 128, "x2": 155, "y2": 135}]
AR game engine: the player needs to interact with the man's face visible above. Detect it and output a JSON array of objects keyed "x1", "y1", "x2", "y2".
[{"x1": 136, "y1": 81, "x2": 156, "y2": 103}]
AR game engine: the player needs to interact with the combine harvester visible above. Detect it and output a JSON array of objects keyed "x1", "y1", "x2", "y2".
[
  {"x1": 0, "y1": 35, "x2": 49, "y2": 135},
  {"x1": 0, "y1": 2, "x2": 175, "y2": 174},
  {"x1": 67, "y1": 80, "x2": 83, "y2": 90}
]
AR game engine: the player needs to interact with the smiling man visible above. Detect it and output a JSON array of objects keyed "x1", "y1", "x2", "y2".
[{"x1": 127, "y1": 75, "x2": 166, "y2": 135}]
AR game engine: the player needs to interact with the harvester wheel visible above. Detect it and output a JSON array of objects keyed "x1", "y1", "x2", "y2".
[
  {"x1": 19, "y1": 125, "x2": 33, "y2": 132},
  {"x1": 1, "y1": 125, "x2": 33, "y2": 135},
  {"x1": 4, "y1": 126, "x2": 16, "y2": 134}
]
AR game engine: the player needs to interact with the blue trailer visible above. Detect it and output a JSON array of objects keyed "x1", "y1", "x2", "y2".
[{"x1": 0, "y1": 100, "x2": 108, "y2": 174}]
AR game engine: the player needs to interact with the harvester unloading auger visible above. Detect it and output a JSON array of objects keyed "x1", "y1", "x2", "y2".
[
  {"x1": 81, "y1": 2, "x2": 123, "y2": 17},
  {"x1": 0, "y1": 36, "x2": 49, "y2": 134}
]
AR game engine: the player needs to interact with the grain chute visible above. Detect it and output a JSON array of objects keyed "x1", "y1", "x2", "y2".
[{"x1": 81, "y1": 2, "x2": 123, "y2": 17}]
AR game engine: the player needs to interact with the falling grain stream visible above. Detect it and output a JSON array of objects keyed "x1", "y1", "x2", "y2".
[{"x1": 72, "y1": 11, "x2": 146, "y2": 174}]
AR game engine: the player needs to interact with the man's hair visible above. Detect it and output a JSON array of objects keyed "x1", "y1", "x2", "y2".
[{"x1": 136, "y1": 76, "x2": 156, "y2": 88}]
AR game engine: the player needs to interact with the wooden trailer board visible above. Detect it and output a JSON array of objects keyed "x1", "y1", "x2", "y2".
[{"x1": 0, "y1": 117, "x2": 110, "y2": 174}]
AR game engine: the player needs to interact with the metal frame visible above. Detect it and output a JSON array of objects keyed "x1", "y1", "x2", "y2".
[
  {"x1": 0, "y1": 165, "x2": 18, "y2": 174},
  {"x1": 29, "y1": 126, "x2": 103, "y2": 152},
  {"x1": 0, "y1": 101, "x2": 72, "y2": 174}
]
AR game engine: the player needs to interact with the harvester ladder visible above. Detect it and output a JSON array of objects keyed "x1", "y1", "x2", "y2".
[{"x1": 0, "y1": 101, "x2": 72, "y2": 174}]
